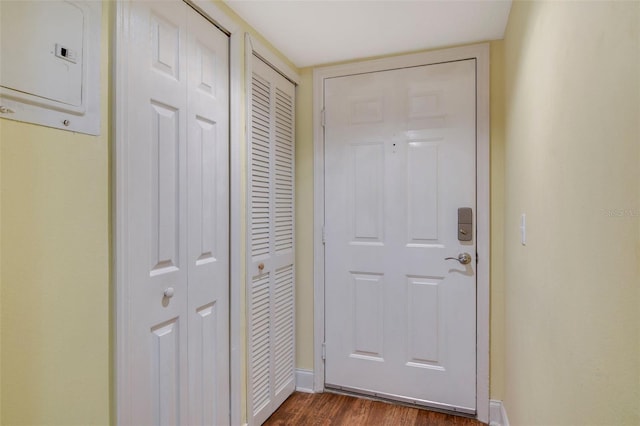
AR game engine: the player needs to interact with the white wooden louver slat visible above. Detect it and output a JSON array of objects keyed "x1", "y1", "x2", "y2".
[
  {"x1": 250, "y1": 73, "x2": 271, "y2": 260},
  {"x1": 274, "y1": 264, "x2": 294, "y2": 392},
  {"x1": 274, "y1": 88, "x2": 294, "y2": 254},
  {"x1": 250, "y1": 71, "x2": 272, "y2": 418},
  {"x1": 250, "y1": 273, "x2": 271, "y2": 413}
]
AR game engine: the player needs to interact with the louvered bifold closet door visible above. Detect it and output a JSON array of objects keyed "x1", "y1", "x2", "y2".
[{"x1": 248, "y1": 55, "x2": 296, "y2": 426}]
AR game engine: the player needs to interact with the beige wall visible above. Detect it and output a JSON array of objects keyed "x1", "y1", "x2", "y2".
[
  {"x1": 0, "y1": 2, "x2": 112, "y2": 423},
  {"x1": 490, "y1": 40, "x2": 506, "y2": 401},
  {"x1": 0, "y1": 105, "x2": 3, "y2": 423},
  {"x1": 295, "y1": 68, "x2": 315, "y2": 371},
  {"x1": 502, "y1": 1, "x2": 640, "y2": 424}
]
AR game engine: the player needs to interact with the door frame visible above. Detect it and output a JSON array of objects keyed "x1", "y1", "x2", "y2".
[
  {"x1": 113, "y1": 1, "x2": 242, "y2": 424},
  {"x1": 312, "y1": 43, "x2": 490, "y2": 423}
]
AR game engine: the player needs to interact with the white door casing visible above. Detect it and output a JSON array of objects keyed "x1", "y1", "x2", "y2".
[
  {"x1": 115, "y1": 1, "x2": 230, "y2": 424},
  {"x1": 324, "y1": 60, "x2": 476, "y2": 412},
  {"x1": 246, "y1": 51, "x2": 297, "y2": 426},
  {"x1": 313, "y1": 45, "x2": 490, "y2": 422}
]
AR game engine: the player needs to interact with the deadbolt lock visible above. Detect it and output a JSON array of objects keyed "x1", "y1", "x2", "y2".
[{"x1": 458, "y1": 207, "x2": 472, "y2": 241}]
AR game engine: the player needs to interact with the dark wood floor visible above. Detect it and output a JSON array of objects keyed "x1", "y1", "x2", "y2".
[{"x1": 263, "y1": 392, "x2": 485, "y2": 426}]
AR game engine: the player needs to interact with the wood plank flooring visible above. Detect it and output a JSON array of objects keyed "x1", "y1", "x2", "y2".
[{"x1": 263, "y1": 392, "x2": 485, "y2": 426}]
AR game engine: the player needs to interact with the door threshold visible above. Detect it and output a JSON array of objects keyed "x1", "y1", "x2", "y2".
[{"x1": 324, "y1": 385, "x2": 476, "y2": 418}]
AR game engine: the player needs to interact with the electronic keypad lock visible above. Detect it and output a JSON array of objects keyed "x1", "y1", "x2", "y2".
[{"x1": 458, "y1": 208, "x2": 473, "y2": 241}]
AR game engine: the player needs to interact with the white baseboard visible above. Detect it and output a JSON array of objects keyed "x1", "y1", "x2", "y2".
[
  {"x1": 295, "y1": 368, "x2": 315, "y2": 393},
  {"x1": 489, "y1": 400, "x2": 510, "y2": 426}
]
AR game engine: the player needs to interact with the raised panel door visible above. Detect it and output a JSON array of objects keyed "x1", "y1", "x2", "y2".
[
  {"x1": 121, "y1": 1, "x2": 229, "y2": 424},
  {"x1": 324, "y1": 59, "x2": 477, "y2": 413}
]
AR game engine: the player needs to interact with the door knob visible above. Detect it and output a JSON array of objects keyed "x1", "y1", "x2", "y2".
[
  {"x1": 445, "y1": 253, "x2": 472, "y2": 265},
  {"x1": 164, "y1": 287, "x2": 175, "y2": 298}
]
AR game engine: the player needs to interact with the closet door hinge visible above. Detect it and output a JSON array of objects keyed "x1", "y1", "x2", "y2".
[
  {"x1": 322, "y1": 342, "x2": 326, "y2": 361},
  {"x1": 322, "y1": 225, "x2": 326, "y2": 244},
  {"x1": 321, "y1": 108, "x2": 326, "y2": 128}
]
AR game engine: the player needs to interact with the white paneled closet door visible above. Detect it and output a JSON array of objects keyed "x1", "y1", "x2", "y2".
[
  {"x1": 247, "y1": 54, "x2": 296, "y2": 426},
  {"x1": 117, "y1": 1, "x2": 229, "y2": 424}
]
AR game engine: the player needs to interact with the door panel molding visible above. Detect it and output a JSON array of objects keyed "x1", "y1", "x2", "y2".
[{"x1": 312, "y1": 43, "x2": 490, "y2": 423}]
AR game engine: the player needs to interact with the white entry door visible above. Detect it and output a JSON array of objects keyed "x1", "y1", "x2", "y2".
[
  {"x1": 324, "y1": 59, "x2": 477, "y2": 413},
  {"x1": 118, "y1": 1, "x2": 229, "y2": 424}
]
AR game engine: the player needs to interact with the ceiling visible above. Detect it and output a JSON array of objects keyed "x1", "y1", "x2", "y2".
[{"x1": 224, "y1": 0, "x2": 512, "y2": 68}]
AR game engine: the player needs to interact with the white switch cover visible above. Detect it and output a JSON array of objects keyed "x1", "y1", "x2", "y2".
[{"x1": 520, "y1": 214, "x2": 526, "y2": 246}]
